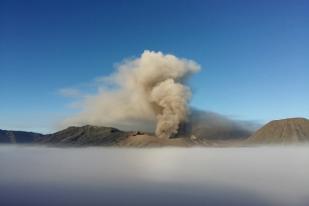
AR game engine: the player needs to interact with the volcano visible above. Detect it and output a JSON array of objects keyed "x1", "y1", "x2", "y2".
[{"x1": 248, "y1": 118, "x2": 309, "y2": 144}]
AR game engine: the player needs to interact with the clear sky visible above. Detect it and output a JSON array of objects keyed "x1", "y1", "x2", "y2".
[{"x1": 0, "y1": 0, "x2": 308, "y2": 133}]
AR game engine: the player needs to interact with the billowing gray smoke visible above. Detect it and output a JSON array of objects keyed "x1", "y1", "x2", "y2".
[{"x1": 64, "y1": 51, "x2": 200, "y2": 138}]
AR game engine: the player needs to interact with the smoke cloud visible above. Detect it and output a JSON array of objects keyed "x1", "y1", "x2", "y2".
[{"x1": 64, "y1": 51, "x2": 200, "y2": 138}]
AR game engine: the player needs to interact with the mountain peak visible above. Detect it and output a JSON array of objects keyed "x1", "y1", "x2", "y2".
[{"x1": 248, "y1": 117, "x2": 309, "y2": 144}]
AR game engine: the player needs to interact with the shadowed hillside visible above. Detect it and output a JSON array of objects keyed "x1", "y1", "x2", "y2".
[
  {"x1": 38, "y1": 125, "x2": 130, "y2": 146},
  {"x1": 0, "y1": 129, "x2": 43, "y2": 143}
]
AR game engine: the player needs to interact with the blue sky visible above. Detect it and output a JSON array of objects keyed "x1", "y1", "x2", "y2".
[{"x1": 0, "y1": 0, "x2": 308, "y2": 133}]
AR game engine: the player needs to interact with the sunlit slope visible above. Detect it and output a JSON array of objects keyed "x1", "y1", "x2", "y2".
[{"x1": 248, "y1": 118, "x2": 309, "y2": 144}]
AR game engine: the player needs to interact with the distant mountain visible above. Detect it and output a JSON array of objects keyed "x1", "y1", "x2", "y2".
[
  {"x1": 38, "y1": 125, "x2": 197, "y2": 147},
  {"x1": 0, "y1": 118, "x2": 256, "y2": 147},
  {"x1": 37, "y1": 124, "x2": 247, "y2": 147},
  {"x1": 38, "y1": 125, "x2": 130, "y2": 146},
  {"x1": 0, "y1": 129, "x2": 43, "y2": 143},
  {"x1": 3, "y1": 117, "x2": 308, "y2": 147},
  {"x1": 248, "y1": 118, "x2": 309, "y2": 144}
]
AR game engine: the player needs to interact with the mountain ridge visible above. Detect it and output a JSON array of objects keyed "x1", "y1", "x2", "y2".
[
  {"x1": 0, "y1": 129, "x2": 43, "y2": 143},
  {"x1": 1, "y1": 117, "x2": 309, "y2": 146}
]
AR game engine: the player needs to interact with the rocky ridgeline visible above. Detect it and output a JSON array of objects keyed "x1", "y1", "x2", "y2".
[{"x1": 1, "y1": 117, "x2": 309, "y2": 146}]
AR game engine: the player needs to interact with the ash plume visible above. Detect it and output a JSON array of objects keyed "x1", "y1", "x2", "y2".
[
  {"x1": 178, "y1": 109, "x2": 258, "y2": 140},
  {"x1": 63, "y1": 51, "x2": 200, "y2": 138}
]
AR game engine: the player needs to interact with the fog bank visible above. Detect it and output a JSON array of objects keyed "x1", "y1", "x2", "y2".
[{"x1": 0, "y1": 146, "x2": 308, "y2": 206}]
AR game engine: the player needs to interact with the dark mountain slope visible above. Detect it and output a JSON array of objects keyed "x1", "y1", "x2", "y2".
[
  {"x1": 38, "y1": 125, "x2": 131, "y2": 146},
  {"x1": 0, "y1": 129, "x2": 43, "y2": 143}
]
